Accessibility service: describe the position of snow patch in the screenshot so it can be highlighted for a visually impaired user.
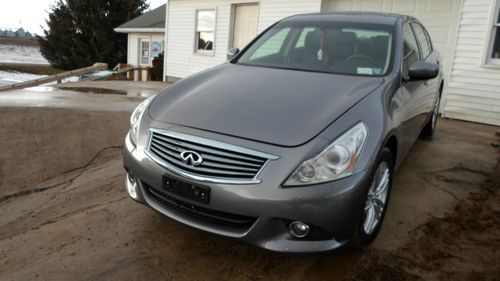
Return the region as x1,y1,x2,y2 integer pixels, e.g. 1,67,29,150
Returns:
0,71,46,87
0,44,49,65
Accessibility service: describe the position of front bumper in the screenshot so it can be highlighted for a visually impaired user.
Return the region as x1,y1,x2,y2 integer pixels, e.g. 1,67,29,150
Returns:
123,132,372,253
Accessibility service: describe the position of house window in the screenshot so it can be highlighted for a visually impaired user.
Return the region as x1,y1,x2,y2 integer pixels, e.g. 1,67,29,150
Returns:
491,5,500,59
150,41,163,58
195,10,216,54
140,40,150,65
486,2,500,65
140,39,165,66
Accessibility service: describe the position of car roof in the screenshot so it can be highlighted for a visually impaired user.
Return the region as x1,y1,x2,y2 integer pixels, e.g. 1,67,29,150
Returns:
281,12,408,26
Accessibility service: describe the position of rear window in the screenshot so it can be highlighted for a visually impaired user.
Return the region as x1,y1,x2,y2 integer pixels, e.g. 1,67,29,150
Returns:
236,22,395,76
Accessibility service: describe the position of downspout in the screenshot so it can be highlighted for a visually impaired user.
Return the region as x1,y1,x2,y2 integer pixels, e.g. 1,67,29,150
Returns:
163,0,170,82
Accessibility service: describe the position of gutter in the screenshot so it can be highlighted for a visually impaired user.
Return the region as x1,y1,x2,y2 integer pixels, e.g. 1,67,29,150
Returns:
114,28,165,33
163,0,170,82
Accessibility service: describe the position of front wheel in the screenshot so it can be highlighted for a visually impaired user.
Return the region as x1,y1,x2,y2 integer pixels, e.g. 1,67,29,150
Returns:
352,148,394,248
421,94,441,137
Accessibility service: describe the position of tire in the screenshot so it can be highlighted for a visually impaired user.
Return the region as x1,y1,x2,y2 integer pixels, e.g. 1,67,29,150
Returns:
351,148,394,248
421,94,441,137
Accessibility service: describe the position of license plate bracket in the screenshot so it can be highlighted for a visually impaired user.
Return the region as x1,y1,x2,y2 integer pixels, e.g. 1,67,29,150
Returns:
162,175,210,204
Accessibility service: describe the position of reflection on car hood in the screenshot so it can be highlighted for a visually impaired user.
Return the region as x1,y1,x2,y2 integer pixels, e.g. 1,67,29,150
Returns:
149,64,383,147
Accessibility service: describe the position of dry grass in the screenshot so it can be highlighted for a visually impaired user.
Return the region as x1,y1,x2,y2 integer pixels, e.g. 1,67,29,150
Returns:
0,37,39,47
0,63,62,75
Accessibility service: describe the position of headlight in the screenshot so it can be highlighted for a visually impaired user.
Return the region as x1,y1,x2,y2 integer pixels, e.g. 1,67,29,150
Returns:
283,123,368,187
130,95,156,146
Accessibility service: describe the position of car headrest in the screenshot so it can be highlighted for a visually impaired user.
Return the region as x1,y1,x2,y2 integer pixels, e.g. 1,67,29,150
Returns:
305,31,321,51
337,31,357,44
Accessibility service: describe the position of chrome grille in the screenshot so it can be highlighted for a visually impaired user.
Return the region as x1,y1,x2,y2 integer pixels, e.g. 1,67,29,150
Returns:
146,129,278,184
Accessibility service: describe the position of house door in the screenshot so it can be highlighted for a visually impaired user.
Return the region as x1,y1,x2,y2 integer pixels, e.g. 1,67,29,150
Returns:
232,4,258,49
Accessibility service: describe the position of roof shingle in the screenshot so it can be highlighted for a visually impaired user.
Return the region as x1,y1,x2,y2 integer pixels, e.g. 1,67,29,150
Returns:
116,4,166,29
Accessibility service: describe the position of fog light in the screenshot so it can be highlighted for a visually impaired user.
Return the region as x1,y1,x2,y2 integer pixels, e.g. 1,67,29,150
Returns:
289,221,310,238
126,172,139,200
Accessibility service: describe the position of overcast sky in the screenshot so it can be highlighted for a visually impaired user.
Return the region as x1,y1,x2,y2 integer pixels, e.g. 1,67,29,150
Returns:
0,0,165,35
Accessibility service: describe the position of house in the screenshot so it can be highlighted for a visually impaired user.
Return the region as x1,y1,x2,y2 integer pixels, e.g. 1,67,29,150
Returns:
161,0,500,126
15,28,26,38
115,4,166,67
4,30,16,37
0,28,34,39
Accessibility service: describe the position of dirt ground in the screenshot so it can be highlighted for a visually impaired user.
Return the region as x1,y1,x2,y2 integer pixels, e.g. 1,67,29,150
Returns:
0,107,130,196
345,162,500,281
0,105,498,281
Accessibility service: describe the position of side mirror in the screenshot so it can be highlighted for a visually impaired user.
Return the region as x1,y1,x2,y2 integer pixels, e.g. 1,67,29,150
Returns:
227,48,240,61
407,61,439,81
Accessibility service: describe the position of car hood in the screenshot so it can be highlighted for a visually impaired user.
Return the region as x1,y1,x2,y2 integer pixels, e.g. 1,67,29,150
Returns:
149,64,384,147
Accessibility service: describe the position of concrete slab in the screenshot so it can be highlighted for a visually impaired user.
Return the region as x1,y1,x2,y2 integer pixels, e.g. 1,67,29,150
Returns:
0,88,140,112
0,81,170,112
54,81,170,97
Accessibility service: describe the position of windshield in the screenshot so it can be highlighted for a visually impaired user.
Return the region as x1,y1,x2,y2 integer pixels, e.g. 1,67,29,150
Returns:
236,22,394,76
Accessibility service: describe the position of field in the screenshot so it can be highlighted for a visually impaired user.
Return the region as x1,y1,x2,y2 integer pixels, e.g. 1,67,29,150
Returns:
0,39,49,65
0,37,60,87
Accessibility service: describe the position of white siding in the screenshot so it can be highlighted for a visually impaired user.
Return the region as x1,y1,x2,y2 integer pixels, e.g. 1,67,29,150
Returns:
445,0,500,125
166,0,230,78
127,32,165,66
166,0,321,78
257,0,322,32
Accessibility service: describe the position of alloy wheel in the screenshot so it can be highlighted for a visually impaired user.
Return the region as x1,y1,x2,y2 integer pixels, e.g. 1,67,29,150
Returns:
363,161,391,235
431,96,440,131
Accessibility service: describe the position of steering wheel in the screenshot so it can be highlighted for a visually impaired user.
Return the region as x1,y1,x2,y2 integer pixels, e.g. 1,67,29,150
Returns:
343,55,380,67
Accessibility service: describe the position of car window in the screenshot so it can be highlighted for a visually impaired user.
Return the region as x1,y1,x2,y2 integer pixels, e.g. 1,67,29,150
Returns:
411,23,432,59
423,26,433,53
249,27,291,61
294,27,318,48
403,23,420,74
237,22,394,76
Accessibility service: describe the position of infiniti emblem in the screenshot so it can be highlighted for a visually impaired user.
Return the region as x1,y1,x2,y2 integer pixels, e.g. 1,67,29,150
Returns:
180,150,203,166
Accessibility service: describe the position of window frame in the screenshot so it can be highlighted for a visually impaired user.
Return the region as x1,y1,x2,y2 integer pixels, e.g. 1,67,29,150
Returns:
194,9,217,56
402,22,421,79
235,23,396,77
410,22,433,60
483,0,500,66
246,26,293,61
150,40,164,59
139,39,151,66
139,39,165,66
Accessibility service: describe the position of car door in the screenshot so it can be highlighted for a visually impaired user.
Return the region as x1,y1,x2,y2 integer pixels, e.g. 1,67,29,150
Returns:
398,22,426,158
411,22,441,126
